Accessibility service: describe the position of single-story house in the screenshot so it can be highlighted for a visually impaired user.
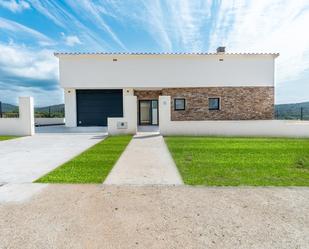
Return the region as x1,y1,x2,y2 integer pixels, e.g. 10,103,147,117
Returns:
55,47,279,134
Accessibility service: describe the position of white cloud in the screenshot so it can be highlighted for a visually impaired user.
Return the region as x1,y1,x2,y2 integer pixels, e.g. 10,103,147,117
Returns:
166,0,211,51
0,17,54,46
91,0,212,51
140,0,173,51
0,42,60,106
209,0,309,83
64,0,127,50
0,81,63,106
0,0,30,13
61,33,82,46
0,42,58,81
29,0,110,51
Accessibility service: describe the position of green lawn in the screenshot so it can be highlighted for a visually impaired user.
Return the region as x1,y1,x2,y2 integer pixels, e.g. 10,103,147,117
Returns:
165,137,309,186
0,136,18,141
36,135,132,183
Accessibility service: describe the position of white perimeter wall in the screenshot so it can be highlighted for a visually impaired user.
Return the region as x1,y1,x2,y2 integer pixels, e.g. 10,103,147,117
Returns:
35,118,65,126
159,96,309,137
0,97,34,136
58,54,275,89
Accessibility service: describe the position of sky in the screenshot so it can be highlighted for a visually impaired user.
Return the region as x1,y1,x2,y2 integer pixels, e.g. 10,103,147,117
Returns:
0,0,309,107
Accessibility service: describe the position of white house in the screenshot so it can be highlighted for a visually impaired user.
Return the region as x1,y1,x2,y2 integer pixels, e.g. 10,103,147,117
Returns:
55,47,279,135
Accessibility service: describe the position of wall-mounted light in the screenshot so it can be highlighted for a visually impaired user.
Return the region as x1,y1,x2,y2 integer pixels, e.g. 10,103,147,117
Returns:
219,58,224,62
113,58,118,62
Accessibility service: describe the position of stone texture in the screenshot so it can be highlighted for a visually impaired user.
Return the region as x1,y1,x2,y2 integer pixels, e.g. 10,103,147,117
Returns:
162,87,274,121
134,90,162,100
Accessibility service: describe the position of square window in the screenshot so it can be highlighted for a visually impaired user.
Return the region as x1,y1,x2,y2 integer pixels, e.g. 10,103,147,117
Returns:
174,98,185,111
209,98,220,110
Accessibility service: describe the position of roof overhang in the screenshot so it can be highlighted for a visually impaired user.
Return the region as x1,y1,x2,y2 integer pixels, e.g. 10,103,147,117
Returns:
54,52,280,58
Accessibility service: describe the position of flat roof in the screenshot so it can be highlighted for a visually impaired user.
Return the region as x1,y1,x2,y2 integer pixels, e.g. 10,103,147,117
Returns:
54,52,279,58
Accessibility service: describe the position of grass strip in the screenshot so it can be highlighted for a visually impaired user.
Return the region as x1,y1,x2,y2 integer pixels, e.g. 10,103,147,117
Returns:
36,135,132,183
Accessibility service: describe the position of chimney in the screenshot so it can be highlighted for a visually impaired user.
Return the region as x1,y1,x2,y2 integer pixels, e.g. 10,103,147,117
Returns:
216,46,225,53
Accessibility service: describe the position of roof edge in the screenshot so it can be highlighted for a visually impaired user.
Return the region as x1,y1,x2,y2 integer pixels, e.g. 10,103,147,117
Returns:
54,52,280,58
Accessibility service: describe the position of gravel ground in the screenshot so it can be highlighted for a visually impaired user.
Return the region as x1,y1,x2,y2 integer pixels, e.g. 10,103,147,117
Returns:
0,185,308,249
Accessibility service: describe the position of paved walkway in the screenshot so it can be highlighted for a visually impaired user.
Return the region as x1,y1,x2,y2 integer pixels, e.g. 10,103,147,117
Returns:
104,132,183,185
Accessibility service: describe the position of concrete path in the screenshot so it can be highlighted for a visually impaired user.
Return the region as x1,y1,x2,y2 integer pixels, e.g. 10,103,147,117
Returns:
104,132,183,185
0,131,105,184
0,183,48,203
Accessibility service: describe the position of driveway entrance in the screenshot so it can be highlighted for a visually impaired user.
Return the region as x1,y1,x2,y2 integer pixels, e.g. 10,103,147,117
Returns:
0,126,106,183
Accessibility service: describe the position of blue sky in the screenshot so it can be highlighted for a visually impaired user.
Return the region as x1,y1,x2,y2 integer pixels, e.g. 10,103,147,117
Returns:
0,0,309,106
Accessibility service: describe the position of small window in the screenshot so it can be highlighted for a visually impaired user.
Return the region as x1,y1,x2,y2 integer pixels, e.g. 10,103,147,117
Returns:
209,98,220,110
174,98,185,111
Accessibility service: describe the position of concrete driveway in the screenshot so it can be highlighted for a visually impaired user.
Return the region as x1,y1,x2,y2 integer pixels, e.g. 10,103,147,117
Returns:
0,127,106,183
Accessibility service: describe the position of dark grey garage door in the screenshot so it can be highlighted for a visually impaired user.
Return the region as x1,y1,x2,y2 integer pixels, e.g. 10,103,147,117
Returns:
76,90,123,126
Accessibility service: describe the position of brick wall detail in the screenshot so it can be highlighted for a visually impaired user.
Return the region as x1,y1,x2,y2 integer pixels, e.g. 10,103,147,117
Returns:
161,87,274,121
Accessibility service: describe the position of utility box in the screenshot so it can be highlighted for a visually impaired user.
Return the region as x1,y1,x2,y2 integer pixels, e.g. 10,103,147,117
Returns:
117,121,128,129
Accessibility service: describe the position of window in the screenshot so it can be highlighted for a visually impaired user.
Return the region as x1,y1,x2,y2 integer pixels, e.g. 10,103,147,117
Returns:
174,98,185,111
209,98,220,110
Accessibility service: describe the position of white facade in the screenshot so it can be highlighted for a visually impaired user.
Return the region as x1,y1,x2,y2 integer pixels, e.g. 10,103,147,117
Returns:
0,97,34,136
56,53,277,89
55,52,280,135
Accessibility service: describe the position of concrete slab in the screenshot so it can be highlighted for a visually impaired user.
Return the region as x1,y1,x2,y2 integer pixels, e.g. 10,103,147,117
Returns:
0,131,106,183
137,125,159,132
104,132,183,185
0,183,47,203
36,125,107,134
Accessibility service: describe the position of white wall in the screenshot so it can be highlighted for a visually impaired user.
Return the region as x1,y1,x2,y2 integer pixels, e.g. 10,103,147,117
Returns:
65,88,136,129
58,54,275,89
0,97,34,136
35,118,65,126
64,88,76,127
108,94,137,135
159,96,309,137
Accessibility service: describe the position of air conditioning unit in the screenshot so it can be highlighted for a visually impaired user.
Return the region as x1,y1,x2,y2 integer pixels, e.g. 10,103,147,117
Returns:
117,121,128,129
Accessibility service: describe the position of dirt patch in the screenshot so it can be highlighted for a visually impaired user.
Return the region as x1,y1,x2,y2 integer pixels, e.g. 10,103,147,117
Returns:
0,185,308,249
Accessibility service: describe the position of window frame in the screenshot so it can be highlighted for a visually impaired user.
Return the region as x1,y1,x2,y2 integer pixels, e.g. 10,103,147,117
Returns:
208,97,221,111
174,98,186,111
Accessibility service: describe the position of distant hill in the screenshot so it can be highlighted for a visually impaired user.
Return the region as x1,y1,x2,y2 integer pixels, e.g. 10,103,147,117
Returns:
35,104,64,112
0,103,18,112
275,101,309,120
0,102,64,117
35,104,64,118
0,103,64,112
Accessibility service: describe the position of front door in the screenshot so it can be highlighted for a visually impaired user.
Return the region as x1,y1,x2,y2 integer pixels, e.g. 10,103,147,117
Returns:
139,100,158,125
